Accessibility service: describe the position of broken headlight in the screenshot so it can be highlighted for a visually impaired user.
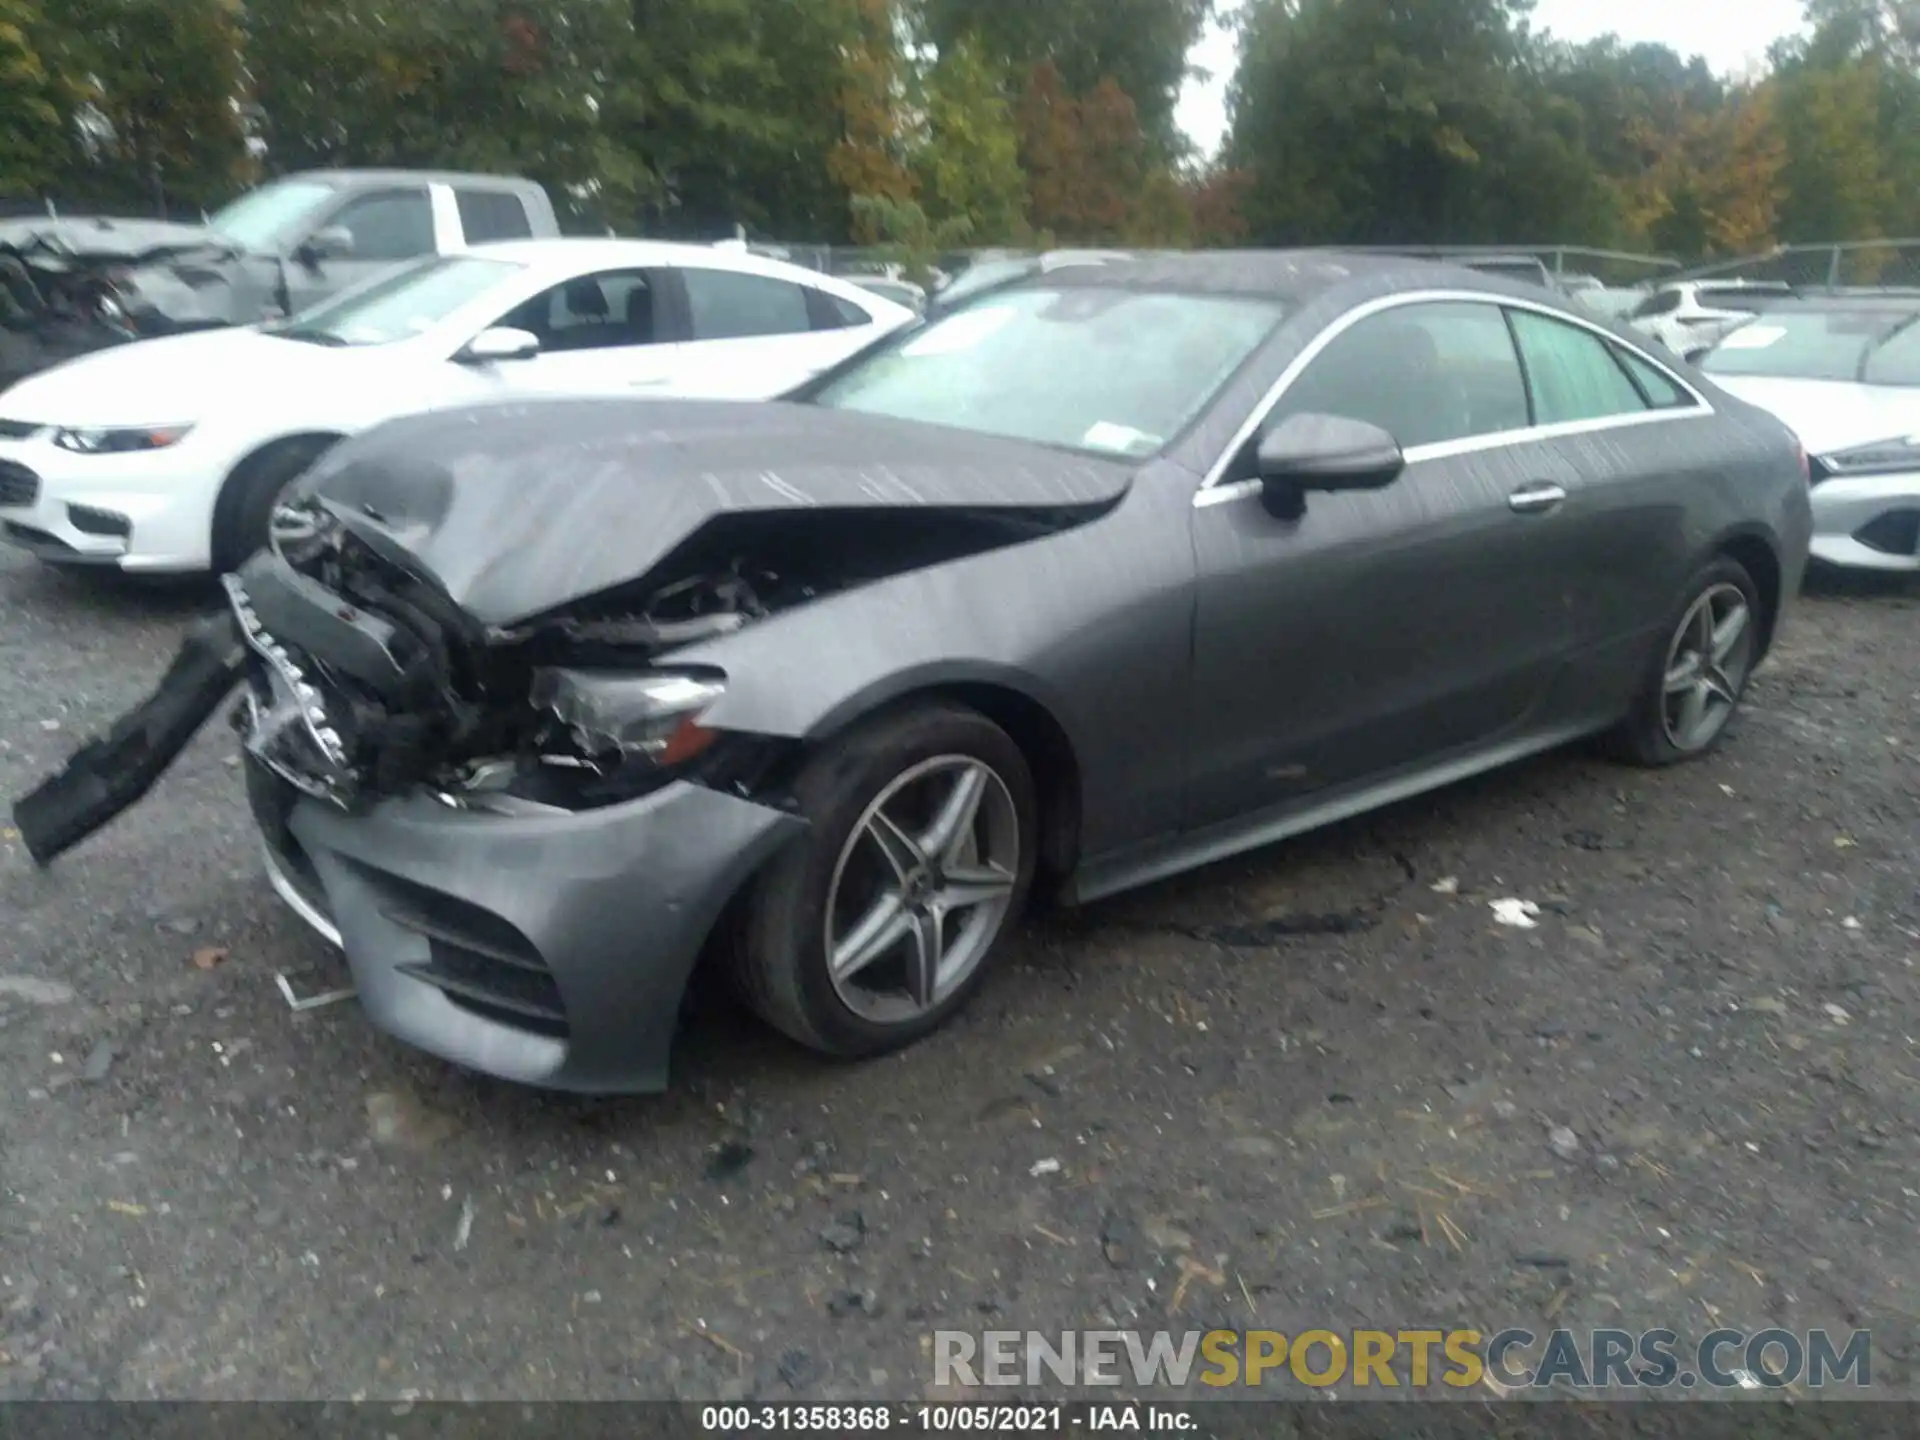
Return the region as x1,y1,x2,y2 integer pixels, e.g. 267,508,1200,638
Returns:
532,668,727,770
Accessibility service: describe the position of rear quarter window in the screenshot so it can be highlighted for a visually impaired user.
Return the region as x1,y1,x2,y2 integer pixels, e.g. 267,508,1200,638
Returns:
456,189,534,243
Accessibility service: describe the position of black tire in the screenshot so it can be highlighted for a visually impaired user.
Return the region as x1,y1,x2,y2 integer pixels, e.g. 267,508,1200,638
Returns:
1604,555,1763,767
729,701,1038,1059
210,436,337,573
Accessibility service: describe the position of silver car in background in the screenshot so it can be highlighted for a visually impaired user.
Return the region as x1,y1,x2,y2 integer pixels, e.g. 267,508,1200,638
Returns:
1700,294,1920,572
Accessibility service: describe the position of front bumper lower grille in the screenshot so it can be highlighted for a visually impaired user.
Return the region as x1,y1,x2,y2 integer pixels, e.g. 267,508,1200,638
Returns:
1855,509,1920,559
377,877,570,1039
0,460,40,507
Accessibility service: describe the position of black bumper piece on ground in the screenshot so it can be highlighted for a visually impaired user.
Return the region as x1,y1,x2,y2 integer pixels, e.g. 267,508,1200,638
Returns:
12,612,246,865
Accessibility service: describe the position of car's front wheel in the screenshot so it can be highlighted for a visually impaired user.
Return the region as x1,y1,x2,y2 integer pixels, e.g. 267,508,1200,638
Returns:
730,701,1037,1058
1608,555,1762,766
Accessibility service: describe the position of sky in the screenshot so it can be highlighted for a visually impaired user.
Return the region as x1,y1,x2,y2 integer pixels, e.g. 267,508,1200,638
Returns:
1175,0,1812,159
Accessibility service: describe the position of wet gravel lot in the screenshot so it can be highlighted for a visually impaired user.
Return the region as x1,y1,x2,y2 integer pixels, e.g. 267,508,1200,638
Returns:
1,550,1916,1403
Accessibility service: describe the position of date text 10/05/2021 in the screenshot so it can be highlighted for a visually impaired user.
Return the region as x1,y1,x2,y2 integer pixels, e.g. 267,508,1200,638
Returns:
700,1406,1189,1432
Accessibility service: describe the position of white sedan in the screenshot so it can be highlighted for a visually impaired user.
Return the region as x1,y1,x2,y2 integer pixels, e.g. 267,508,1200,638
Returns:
0,239,914,573
1698,294,1920,572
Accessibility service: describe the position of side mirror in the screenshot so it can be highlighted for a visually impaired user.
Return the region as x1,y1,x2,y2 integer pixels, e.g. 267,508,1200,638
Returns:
457,326,541,364
299,225,355,264
1254,412,1404,517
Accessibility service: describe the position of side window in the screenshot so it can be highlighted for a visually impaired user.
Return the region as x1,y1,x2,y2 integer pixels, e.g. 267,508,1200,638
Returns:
1508,309,1650,425
1631,289,1682,320
1863,321,1920,386
682,268,813,340
1269,301,1530,450
808,288,873,331
329,188,435,263
1614,345,1694,409
497,269,659,353
455,188,534,244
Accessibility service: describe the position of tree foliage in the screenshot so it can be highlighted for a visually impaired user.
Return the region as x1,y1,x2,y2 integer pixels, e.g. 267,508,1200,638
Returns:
0,0,76,195
5,0,1920,257
921,0,1211,154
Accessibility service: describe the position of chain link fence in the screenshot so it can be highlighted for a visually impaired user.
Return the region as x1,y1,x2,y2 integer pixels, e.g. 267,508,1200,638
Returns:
1672,240,1920,290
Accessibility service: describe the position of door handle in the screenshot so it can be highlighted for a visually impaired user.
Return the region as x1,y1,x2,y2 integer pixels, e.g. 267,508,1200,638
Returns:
1508,482,1567,515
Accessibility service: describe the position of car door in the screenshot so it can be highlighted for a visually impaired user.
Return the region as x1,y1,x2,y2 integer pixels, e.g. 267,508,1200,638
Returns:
282,186,438,314
663,265,876,398
468,267,686,397
1184,298,1586,831
1502,303,1721,683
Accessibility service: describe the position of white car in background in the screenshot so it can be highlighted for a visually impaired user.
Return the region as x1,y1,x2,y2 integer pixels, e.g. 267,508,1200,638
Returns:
1699,293,1920,571
1627,279,1795,357
0,239,914,574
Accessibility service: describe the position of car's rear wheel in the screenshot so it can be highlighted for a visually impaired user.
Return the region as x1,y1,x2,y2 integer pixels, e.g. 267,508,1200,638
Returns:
210,436,337,574
729,702,1037,1058
1607,555,1762,766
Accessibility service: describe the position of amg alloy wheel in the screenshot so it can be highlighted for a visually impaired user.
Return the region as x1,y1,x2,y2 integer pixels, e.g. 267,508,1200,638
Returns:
824,755,1021,1025
1607,555,1763,767
730,702,1038,1058
1659,581,1755,753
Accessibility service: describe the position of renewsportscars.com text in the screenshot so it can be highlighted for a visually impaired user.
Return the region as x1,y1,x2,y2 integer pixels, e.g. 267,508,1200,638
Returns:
934,1327,1873,1391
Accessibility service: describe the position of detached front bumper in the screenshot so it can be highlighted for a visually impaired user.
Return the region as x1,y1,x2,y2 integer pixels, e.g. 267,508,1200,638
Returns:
248,758,804,1094
0,433,216,572
1810,471,1920,572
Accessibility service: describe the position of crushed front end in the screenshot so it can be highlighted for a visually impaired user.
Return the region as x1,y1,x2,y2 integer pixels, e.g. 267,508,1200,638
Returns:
17,499,810,1092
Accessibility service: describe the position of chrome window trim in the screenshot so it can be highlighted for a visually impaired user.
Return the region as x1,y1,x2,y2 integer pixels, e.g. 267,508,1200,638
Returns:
1193,288,1713,510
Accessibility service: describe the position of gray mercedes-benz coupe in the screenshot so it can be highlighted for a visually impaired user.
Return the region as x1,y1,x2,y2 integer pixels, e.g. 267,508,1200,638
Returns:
16,252,1814,1093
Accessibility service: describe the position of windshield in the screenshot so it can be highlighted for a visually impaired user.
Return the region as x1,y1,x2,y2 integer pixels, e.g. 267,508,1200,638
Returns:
207,179,338,252
1702,308,1920,382
810,287,1285,457
263,255,523,347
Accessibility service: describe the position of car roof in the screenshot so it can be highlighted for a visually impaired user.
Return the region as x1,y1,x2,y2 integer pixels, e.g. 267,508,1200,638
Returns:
283,168,539,190
442,237,912,318
1029,249,1565,306
461,236,868,283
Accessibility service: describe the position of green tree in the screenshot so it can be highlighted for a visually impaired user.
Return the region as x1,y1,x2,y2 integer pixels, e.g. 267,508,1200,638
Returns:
1772,59,1895,241
1227,0,1612,245
830,0,917,241
614,0,862,238
921,0,1212,155
246,0,643,227
46,0,249,212
913,37,1028,242
0,0,78,195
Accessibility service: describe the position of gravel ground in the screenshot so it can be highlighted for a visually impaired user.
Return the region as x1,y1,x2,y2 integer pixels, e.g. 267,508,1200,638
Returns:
0,551,1915,1404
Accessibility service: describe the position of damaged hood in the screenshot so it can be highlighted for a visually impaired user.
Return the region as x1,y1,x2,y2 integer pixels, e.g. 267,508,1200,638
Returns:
0,216,239,268
0,216,267,335
299,397,1137,626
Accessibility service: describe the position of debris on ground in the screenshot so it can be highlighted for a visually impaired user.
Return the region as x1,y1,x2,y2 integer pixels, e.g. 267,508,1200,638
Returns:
80,1040,116,1082
705,1140,755,1181
189,946,229,971
1029,1157,1062,1178
1491,898,1542,929
1546,1125,1581,1160
0,975,77,1006
453,1195,476,1252
1430,876,1461,895
819,1211,867,1254
274,972,357,1011
827,1288,882,1319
